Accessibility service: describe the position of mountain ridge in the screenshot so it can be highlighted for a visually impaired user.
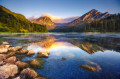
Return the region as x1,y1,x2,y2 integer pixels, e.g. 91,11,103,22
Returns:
66,9,111,27
50,13,120,32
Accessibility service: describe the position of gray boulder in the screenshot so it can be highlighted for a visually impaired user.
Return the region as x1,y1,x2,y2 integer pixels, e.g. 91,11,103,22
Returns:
0,63,18,78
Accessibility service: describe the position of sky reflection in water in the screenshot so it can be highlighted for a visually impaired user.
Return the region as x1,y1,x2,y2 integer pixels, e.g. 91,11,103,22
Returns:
0,33,120,79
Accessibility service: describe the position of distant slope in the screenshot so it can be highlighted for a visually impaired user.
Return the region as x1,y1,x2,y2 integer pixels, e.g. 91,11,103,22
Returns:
0,5,48,32
66,9,110,27
30,16,56,30
54,23,68,29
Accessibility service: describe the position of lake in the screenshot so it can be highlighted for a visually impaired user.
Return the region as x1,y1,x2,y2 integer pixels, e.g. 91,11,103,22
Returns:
0,33,120,79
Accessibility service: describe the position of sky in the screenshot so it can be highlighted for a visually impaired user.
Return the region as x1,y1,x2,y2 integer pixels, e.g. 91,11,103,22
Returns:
0,0,120,23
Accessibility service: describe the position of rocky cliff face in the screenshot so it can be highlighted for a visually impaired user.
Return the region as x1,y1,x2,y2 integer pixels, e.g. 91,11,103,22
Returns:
66,9,110,27
30,16,56,30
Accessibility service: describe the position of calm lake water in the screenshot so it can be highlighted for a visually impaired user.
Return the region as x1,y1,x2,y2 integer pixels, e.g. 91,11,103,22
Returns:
0,33,120,79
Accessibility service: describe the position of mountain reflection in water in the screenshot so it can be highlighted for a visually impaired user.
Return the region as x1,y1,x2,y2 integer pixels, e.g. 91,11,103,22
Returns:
0,33,120,79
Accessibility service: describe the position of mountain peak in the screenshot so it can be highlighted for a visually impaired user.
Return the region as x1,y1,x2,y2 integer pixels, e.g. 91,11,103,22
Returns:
66,9,110,27
36,16,51,21
30,16,56,30
88,9,99,15
90,9,98,12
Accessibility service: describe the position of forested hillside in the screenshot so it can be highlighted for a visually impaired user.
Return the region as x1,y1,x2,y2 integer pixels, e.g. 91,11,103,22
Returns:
84,14,120,32
0,5,48,32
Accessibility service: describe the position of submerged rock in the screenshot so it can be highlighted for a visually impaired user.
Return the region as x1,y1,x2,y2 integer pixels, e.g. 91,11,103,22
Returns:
0,63,18,78
0,43,46,79
87,61,102,72
62,57,66,60
27,49,35,55
20,68,38,79
5,56,17,64
37,50,49,58
15,61,28,69
29,59,44,69
80,65,96,71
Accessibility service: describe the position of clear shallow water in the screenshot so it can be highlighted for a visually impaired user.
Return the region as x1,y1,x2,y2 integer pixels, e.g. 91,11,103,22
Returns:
0,33,120,79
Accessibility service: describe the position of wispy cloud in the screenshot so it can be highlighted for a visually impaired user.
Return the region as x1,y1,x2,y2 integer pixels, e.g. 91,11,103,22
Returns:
28,13,79,23
41,14,62,21
27,16,38,20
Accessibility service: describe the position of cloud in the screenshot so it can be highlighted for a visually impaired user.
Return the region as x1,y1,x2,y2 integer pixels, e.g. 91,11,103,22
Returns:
60,16,79,23
52,16,79,23
28,13,79,23
27,16,38,21
41,14,62,21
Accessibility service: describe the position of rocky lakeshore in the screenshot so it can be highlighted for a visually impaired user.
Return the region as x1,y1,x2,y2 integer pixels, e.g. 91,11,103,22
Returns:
0,42,48,79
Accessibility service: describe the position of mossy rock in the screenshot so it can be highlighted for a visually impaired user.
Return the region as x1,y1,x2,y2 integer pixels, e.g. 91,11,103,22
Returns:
62,57,66,60
28,58,44,69
16,55,26,60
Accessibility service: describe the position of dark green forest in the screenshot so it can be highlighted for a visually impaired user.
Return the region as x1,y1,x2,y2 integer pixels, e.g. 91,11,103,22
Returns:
51,14,120,32
84,14,120,32
0,5,48,32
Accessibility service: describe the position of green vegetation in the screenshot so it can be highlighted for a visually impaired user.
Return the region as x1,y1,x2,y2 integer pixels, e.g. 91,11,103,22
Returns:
84,14,120,32
27,58,45,69
0,5,48,32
